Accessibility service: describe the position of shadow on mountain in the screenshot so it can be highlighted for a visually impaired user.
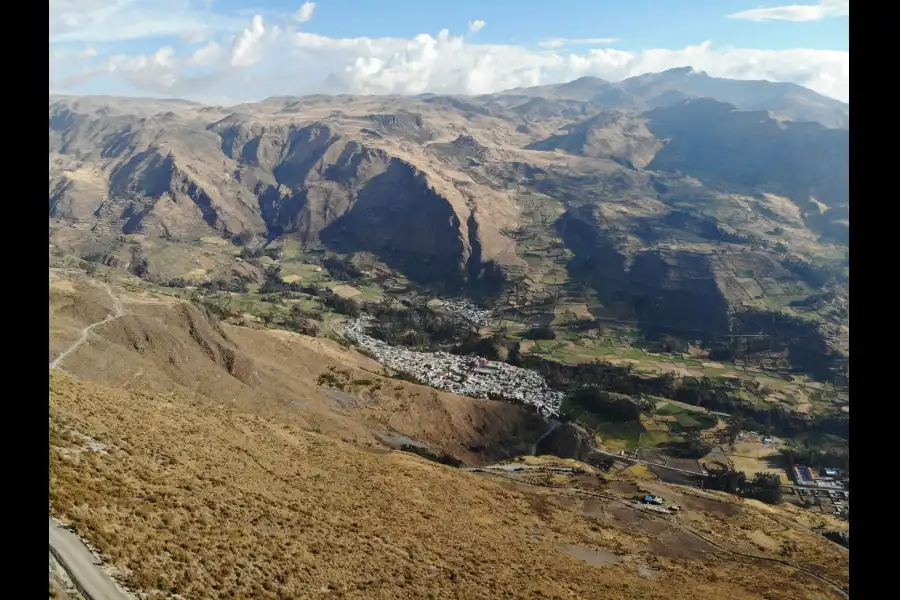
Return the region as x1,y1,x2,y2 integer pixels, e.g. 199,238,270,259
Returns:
555,210,731,344
556,209,843,381
320,160,467,291
644,98,849,242
730,310,844,382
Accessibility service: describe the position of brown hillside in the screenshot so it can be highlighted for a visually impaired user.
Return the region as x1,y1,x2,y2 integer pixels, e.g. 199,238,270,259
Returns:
49,272,544,464
50,371,847,600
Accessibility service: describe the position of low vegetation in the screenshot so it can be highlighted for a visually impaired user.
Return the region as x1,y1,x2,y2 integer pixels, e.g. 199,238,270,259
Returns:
50,371,848,600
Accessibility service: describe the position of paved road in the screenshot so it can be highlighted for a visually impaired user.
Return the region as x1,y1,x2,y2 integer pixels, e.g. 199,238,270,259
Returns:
50,281,124,370
49,518,130,600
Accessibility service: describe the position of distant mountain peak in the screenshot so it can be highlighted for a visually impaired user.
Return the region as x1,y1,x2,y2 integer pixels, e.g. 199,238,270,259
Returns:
659,66,707,77
568,75,608,84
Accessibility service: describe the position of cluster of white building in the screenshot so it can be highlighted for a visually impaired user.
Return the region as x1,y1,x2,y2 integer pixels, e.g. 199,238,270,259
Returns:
345,317,563,417
437,299,496,327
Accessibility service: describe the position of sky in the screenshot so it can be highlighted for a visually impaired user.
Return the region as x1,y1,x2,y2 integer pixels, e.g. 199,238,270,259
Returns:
48,0,850,104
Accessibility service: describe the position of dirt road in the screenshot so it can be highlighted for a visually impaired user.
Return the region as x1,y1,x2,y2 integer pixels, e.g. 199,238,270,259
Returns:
50,281,124,370
49,280,131,598
590,447,708,477
531,420,560,455
49,518,130,600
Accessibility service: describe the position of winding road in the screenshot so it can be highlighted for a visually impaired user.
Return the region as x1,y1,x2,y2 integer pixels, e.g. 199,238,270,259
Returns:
50,281,124,371
50,278,131,599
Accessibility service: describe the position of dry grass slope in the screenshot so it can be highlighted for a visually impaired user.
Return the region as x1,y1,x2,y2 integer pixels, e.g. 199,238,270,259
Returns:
51,371,846,600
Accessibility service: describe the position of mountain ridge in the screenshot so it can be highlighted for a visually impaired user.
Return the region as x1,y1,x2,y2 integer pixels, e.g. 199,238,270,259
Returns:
49,70,849,368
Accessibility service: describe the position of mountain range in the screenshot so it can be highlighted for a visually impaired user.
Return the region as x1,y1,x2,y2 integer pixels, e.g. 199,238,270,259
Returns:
49,68,849,356
490,67,848,129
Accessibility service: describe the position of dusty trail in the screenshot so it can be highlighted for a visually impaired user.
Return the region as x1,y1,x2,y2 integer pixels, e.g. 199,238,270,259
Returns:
50,281,124,370
590,447,709,477
531,420,560,455
50,280,132,598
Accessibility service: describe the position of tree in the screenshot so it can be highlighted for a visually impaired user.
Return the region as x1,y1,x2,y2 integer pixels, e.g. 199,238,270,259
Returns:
684,431,713,458
240,247,263,259
726,417,745,445
660,335,687,353
130,258,149,278
507,342,522,366
749,472,782,504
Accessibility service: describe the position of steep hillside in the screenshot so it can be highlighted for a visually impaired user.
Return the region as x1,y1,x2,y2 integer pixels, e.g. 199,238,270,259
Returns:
49,271,545,465
526,110,662,168
49,96,530,289
50,368,848,600
644,98,849,241
48,72,849,381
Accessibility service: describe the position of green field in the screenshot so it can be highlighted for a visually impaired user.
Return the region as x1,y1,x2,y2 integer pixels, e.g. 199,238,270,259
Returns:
654,403,717,431
593,421,644,450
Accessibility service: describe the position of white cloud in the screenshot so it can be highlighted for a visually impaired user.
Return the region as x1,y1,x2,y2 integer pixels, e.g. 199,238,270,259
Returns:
50,12,849,103
49,0,245,43
538,37,620,48
468,20,486,33
51,45,99,60
230,15,269,67
190,41,223,66
728,0,849,22
293,2,316,23
82,45,182,91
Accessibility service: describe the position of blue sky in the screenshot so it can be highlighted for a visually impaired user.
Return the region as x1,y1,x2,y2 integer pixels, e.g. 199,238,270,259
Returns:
49,1,850,103
255,0,849,51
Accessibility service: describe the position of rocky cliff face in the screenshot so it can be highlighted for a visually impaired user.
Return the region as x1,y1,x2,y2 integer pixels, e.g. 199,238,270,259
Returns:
49,99,487,286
